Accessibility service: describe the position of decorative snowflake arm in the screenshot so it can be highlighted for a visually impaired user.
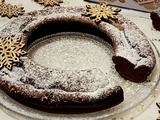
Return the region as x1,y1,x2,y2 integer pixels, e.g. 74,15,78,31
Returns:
82,2,124,30
0,3,25,18
0,35,27,70
11,4,25,18
35,0,63,7
0,0,4,5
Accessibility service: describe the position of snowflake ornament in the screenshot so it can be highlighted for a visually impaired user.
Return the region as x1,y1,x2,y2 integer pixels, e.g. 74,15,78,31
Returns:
0,35,27,70
0,3,25,18
35,0,63,7
82,2,124,30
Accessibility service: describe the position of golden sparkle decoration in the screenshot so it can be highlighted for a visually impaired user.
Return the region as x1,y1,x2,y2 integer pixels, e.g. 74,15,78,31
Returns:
0,2,25,18
34,0,63,7
82,2,124,30
0,35,27,70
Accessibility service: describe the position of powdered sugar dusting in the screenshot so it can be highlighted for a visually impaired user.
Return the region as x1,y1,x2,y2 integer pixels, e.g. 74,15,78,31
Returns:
28,32,113,71
0,5,158,120
0,6,155,69
98,17,155,68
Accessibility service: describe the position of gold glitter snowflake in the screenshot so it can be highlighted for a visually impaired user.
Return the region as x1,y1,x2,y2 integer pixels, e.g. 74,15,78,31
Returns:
0,3,25,18
82,2,124,30
0,36,27,70
35,0,63,7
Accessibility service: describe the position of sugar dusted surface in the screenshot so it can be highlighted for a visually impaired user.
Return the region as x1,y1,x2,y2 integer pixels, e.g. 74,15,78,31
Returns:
0,34,159,120
0,6,156,69
0,5,158,120
0,32,119,102
99,17,155,68
26,32,117,92
28,33,113,71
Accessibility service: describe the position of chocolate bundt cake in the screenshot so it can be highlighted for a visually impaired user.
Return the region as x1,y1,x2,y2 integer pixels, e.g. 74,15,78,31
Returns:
0,5,156,113
151,7,160,31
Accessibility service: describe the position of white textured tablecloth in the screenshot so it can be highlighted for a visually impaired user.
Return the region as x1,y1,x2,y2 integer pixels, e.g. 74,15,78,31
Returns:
0,0,160,120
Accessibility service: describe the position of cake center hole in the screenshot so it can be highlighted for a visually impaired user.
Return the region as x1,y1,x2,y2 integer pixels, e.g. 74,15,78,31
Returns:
28,32,113,71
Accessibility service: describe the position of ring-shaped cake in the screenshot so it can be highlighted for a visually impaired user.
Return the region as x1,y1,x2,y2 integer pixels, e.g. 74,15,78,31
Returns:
0,6,156,113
